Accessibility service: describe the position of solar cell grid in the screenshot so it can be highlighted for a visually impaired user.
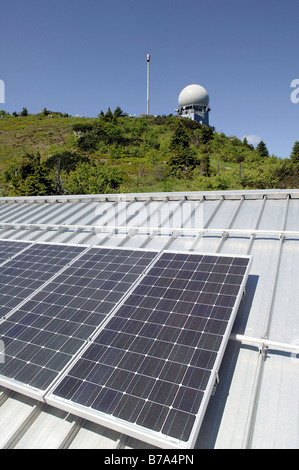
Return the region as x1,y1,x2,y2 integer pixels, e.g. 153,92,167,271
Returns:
0,243,85,317
0,245,158,393
0,241,250,447
0,240,31,264
51,251,250,448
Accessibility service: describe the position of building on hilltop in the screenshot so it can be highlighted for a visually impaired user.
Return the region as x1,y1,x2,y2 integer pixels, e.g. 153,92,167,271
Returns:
176,83,211,126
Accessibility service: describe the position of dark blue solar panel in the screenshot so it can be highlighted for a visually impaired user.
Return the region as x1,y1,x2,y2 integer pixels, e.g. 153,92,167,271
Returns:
0,244,157,392
0,240,31,264
51,251,251,448
0,241,250,447
0,243,85,317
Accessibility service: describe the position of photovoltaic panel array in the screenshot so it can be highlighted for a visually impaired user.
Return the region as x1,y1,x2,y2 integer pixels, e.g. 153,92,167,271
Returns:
0,242,86,392
0,243,157,394
0,240,251,448
50,251,251,449
0,240,30,264
0,243,85,318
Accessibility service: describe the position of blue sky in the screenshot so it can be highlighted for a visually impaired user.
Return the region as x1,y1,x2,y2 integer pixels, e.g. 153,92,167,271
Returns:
1,0,298,158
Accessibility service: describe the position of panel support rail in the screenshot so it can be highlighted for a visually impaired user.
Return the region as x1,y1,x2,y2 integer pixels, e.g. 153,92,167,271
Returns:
230,333,299,355
1,222,299,237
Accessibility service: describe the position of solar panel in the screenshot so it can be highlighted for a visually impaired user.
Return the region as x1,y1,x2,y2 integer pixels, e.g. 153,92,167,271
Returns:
0,240,31,265
0,243,158,397
0,243,85,318
48,251,251,449
0,242,87,395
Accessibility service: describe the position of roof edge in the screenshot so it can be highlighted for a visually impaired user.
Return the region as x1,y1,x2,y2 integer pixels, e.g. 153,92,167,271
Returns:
1,189,298,204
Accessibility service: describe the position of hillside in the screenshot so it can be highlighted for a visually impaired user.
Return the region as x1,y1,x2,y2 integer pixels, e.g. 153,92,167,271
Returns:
0,109,298,197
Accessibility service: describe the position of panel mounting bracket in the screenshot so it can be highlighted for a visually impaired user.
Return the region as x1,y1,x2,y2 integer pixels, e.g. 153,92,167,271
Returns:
212,372,220,395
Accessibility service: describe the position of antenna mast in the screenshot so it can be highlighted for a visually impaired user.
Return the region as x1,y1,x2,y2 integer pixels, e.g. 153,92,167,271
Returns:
146,54,150,115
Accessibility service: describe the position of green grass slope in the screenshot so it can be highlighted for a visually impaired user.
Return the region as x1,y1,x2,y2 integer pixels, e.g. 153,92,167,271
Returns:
0,111,297,196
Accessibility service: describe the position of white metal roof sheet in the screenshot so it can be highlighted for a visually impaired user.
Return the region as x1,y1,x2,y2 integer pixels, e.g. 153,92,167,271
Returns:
0,189,299,449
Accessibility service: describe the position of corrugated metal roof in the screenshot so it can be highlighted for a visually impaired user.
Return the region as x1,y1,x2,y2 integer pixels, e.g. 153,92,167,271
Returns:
1,189,299,449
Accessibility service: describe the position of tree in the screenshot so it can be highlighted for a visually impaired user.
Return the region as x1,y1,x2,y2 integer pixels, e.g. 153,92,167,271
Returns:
170,122,191,151
45,151,90,194
16,173,51,196
199,152,211,177
290,141,299,163
256,140,269,157
5,152,54,196
76,129,102,151
242,137,254,151
104,107,113,122
0,110,10,117
113,106,126,118
72,122,94,134
20,107,29,116
64,162,124,194
199,125,214,145
16,152,42,180
168,122,198,177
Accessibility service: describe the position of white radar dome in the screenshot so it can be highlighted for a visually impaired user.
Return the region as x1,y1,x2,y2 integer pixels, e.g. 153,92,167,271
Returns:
178,84,209,107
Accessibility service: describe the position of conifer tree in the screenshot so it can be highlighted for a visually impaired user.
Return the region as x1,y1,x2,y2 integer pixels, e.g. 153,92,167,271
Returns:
168,122,197,177
20,107,28,116
199,125,214,145
256,140,269,157
290,141,299,163
113,106,125,118
104,107,113,122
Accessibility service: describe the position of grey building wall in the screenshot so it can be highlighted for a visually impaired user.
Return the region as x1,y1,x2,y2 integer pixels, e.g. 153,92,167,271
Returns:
177,104,210,125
